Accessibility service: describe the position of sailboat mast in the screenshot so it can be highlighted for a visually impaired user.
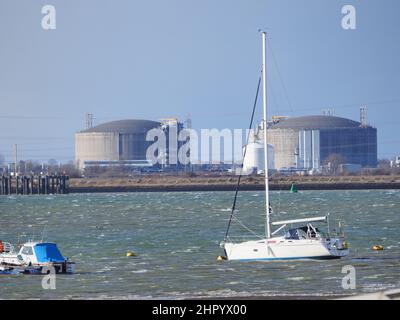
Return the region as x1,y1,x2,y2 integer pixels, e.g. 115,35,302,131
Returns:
262,31,271,239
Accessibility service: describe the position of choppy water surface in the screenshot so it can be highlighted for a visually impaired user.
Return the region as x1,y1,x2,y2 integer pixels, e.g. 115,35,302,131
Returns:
0,190,399,299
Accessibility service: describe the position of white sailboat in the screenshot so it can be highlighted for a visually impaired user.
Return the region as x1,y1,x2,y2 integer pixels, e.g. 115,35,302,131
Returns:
221,32,349,261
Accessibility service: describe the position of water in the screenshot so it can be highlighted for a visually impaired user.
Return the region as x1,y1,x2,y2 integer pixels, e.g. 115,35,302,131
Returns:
0,190,399,299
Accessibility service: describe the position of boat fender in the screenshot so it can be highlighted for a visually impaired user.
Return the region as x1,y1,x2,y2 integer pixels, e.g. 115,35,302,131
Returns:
372,245,384,251
217,255,227,261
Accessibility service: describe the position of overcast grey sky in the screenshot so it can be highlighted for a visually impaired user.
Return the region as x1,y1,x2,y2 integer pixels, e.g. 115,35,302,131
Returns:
0,0,399,163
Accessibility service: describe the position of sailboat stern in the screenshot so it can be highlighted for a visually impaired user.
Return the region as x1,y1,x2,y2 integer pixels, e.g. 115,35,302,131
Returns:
325,237,350,258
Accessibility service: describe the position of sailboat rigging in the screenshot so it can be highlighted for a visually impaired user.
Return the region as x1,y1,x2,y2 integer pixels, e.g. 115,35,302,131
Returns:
221,32,349,261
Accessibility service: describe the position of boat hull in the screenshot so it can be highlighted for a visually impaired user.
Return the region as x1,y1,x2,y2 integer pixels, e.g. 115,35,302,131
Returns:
1,254,75,274
224,238,349,261
0,254,20,266
39,261,76,274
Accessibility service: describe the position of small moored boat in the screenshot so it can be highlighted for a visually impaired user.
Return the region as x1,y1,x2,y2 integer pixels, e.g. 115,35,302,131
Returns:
0,240,75,274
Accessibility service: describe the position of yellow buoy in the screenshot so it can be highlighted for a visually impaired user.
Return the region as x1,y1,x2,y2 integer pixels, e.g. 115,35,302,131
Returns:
372,245,384,251
217,255,227,261
126,251,136,257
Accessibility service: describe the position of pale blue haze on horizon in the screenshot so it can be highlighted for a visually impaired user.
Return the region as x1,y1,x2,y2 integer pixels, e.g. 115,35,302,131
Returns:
0,0,399,162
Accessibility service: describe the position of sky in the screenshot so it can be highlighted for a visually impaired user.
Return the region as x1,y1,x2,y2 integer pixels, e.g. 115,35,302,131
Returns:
0,0,399,163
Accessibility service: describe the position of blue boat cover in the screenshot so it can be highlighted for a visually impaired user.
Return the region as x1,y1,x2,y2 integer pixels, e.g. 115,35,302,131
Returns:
34,243,65,263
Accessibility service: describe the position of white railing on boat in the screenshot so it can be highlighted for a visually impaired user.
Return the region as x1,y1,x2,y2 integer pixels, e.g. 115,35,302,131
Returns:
1,242,16,254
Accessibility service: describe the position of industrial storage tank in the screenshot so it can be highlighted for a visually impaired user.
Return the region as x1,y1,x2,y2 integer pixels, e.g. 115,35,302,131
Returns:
75,119,161,170
242,142,274,174
265,115,377,170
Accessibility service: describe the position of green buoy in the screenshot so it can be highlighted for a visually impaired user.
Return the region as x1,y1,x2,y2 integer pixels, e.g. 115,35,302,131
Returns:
290,183,298,193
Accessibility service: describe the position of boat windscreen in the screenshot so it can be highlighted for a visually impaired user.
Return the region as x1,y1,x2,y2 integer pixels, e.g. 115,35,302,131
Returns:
284,228,308,240
285,229,299,240
34,243,65,263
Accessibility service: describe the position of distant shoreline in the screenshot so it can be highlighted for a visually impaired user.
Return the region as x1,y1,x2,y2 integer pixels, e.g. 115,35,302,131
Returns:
68,175,400,193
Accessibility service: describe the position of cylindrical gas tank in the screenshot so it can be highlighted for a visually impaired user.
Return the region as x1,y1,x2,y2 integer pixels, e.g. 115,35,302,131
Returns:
242,142,274,174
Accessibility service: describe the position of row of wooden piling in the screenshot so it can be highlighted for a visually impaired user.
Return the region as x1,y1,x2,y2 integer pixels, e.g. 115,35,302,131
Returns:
0,175,69,195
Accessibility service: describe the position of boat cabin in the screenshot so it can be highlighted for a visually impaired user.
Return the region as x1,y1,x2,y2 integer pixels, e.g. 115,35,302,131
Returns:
271,216,330,240
18,242,66,265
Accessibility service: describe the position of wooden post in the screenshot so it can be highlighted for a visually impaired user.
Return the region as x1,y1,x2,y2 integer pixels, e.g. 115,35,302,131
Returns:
59,176,62,194
61,176,66,194
56,176,60,194
65,176,69,194
51,176,55,194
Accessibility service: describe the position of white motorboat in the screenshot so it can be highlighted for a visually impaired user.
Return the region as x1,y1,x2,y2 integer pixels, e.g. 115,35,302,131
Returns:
221,32,350,261
0,240,75,274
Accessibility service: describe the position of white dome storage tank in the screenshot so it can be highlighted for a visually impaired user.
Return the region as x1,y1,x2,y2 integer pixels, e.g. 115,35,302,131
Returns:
242,142,274,174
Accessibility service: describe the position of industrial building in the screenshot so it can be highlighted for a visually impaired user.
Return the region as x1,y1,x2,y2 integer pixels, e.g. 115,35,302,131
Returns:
75,118,185,171
254,113,377,172
391,156,400,168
